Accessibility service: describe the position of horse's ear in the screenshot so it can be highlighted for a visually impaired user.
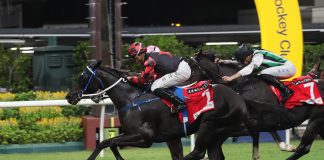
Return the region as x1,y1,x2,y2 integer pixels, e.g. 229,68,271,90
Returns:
93,60,102,69
198,49,203,55
194,49,203,57
318,63,321,70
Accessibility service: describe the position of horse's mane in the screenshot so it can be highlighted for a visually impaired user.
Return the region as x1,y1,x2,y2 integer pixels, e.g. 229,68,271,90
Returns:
99,66,126,77
219,62,242,70
193,51,265,91
197,51,242,70
198,51,217,61
100,66,151,91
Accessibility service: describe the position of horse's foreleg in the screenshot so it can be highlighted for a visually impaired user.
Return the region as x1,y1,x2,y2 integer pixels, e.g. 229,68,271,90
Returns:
207,136,227,160
270,131,296,152
87,133,152,160
87,138,116,160
87,135,125,160
183,121,215,160
167,139,184,160
286,119,322,160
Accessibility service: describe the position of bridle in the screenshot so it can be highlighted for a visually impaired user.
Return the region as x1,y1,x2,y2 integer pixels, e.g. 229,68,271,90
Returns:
79,66,127,100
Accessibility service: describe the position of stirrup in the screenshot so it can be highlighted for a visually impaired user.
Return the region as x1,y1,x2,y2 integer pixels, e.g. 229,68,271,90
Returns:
282,91,294,101
171,108,177,114
171,105,186,114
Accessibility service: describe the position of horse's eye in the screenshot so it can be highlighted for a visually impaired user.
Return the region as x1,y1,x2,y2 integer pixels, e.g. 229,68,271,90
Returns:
79,72,88,81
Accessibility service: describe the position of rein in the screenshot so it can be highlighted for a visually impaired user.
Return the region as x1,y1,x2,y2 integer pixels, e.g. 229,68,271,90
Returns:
80,66,159,111
82,77,124,97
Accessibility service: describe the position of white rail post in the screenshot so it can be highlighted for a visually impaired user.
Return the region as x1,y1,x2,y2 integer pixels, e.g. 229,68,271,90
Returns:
190,134,195,151
99,105,106,157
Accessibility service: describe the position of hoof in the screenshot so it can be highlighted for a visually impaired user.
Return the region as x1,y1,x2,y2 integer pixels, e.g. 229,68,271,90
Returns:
279,142,297,152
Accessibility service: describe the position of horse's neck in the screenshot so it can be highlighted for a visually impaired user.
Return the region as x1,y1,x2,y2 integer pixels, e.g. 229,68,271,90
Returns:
108,83,139,106
219,65,277,103
219,64,241,76
106,79,157,111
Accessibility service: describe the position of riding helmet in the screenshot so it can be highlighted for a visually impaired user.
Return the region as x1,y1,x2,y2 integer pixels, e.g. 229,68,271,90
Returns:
127,42,147,58
234,44,254,62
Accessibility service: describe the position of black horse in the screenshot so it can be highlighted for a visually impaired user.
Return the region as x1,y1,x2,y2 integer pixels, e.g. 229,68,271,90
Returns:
192,51,324,160
66,60,248,160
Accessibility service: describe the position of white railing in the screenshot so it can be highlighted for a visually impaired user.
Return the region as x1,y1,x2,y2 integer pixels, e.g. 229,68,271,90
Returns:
0,99,112,108
0,99,113,157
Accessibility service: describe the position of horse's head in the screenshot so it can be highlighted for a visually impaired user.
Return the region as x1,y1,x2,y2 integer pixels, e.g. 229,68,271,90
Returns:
66,59,131,105
194,50,218,62
191,50,225,83
66,60,103,104
192,50,249,85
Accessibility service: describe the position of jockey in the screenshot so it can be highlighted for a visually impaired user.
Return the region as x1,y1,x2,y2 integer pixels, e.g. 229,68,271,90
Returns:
221,44,296,102
127,42,191,113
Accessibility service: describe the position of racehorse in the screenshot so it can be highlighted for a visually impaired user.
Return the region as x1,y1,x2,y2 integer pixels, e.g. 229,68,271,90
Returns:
66,60,248,160
192,51,324,160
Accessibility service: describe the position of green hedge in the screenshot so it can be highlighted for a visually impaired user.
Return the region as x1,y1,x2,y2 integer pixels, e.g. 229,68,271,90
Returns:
0,91,90,144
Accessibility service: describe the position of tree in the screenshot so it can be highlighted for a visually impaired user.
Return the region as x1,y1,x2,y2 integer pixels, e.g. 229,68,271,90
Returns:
303,44,324,73
72,41,91,83
0,46,32,92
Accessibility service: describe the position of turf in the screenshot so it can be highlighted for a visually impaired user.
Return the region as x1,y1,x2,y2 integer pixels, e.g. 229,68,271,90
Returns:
0,140,323,160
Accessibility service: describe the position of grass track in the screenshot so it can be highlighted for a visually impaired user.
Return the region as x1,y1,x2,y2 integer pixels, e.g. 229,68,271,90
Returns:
0,140,323,160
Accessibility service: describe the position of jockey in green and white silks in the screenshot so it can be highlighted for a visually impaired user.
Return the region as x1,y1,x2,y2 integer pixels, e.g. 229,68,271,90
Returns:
239,50,296,79
220,44,296,102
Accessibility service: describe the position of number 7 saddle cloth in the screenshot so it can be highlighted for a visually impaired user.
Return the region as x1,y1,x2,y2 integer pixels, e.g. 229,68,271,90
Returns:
271,76,324,109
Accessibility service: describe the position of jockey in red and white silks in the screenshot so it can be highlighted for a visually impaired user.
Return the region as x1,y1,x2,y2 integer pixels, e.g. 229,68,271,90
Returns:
127,42,191,113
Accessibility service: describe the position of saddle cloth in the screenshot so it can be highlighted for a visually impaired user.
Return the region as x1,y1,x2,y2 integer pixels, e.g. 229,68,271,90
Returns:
271,76,324,109
162,80,215,124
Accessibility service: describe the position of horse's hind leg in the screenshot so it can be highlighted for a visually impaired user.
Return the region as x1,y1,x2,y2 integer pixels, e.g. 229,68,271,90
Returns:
250,132,260,160
286,119,324,160
167,139,184,160
318,127,324,139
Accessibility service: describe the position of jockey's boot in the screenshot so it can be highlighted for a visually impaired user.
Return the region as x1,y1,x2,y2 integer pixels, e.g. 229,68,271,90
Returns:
260,74,294,103
153,88,186,114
